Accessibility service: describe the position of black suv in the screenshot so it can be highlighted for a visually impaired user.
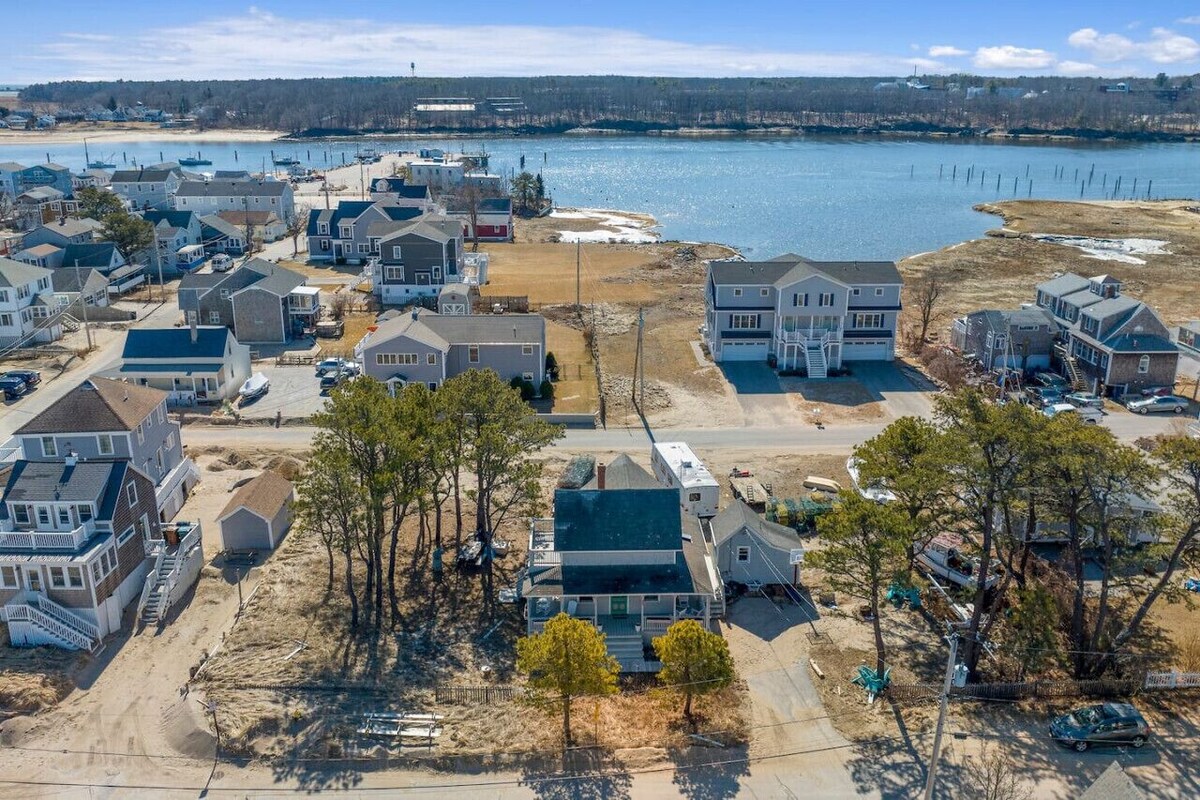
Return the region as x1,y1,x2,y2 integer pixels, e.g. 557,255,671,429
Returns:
1050,702,1151,752
2,369,40,388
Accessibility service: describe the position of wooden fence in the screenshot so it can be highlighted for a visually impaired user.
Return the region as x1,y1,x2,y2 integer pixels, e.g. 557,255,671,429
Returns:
434,685,522,704
888,677,1140,704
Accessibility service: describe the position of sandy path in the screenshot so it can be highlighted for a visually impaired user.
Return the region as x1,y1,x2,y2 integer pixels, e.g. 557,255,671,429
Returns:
0,127,284,146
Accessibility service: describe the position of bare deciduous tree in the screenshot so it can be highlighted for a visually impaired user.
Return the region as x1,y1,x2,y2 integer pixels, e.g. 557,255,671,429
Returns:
911,274,943,345
287,204,311,258
962,743,1030,800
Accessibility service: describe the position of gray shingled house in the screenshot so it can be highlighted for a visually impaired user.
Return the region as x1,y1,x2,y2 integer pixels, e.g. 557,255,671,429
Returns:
178,259,314,343
521,454,717,672
950,306,1056,372
705,500,805,589
355,309,544,391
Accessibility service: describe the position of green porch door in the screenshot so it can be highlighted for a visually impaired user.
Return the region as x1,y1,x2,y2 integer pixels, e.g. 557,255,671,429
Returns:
610,596,628,617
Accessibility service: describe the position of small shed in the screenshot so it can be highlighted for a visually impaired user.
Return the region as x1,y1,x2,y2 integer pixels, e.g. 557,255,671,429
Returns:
709,500,805,587
438,283,478,315
217,471,295,551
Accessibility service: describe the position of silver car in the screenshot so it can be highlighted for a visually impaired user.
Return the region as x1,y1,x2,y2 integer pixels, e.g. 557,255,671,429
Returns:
1125,395,1189,415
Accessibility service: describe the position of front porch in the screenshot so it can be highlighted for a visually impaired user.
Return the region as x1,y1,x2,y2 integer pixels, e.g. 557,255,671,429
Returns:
774,315,843,375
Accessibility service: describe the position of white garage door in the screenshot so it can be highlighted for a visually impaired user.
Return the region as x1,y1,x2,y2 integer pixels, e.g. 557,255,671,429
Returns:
842,340,892,361
721,341,769,361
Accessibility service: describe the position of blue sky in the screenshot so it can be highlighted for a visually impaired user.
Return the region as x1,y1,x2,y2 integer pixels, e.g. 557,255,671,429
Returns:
7,1,1200,83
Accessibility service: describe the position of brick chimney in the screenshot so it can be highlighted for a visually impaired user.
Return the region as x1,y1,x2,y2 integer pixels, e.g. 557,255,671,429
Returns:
596,462,606,490
190,313,198,344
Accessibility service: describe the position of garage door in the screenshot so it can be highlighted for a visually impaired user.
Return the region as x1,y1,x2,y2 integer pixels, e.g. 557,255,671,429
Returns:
842,340,892,361
721,341,769,361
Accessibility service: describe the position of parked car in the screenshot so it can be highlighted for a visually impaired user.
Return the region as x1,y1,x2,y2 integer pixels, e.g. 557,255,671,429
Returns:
1033,372,1069,388
339,360,362,377
320,368,357,392
1050,702,1151,752
1028,386,1066,406
0,376,28,400
1044,403,1103,424
315,357,347,377
1139,385,1175,397
1125,395,1189,415
211,254,234,272
2,369,40,388
1064,391,1104,409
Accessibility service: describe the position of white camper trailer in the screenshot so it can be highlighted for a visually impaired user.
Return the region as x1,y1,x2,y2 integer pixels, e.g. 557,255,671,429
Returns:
650,441,720,517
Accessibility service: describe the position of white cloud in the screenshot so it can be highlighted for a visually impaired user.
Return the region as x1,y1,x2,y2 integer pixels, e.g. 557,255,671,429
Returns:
1057,60,1100,75
973,45,1057,70
928,45,968,57
1178,15,1200,25
23,11,933,82
1068,26,1200,64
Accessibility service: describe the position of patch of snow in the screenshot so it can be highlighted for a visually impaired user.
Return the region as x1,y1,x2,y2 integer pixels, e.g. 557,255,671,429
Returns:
1030,234,1170,265
558,228,659,244
551,207,660,244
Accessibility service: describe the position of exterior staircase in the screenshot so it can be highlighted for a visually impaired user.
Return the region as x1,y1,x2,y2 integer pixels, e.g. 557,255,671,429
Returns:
137,523,203,628
139,550,180,624
1063,354,1086,391
4,593,102,653
804,343,828,379
59,314,80,333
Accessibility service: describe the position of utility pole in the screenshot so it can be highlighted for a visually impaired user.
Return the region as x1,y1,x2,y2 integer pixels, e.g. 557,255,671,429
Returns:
633,307,644,407
923,632,959,800
73,260,93,351
152,230,165,303
575,239,581,318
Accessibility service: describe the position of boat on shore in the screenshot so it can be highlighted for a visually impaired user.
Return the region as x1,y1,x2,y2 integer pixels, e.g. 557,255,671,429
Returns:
916,533,1001,591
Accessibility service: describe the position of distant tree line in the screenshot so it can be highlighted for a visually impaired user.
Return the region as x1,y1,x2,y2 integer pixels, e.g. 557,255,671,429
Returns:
18,75,1200,138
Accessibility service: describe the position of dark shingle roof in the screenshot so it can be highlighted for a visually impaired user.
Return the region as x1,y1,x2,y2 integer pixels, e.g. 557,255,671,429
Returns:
1103,334,1177,353
15,378,165,435
142,209,197,228
61,242,120,269
233,260,305,297
110,167,178,183
553,487,683,552
2,460,116,504
219,471,293,521
50,267,106,296
708,255,899,287
710,500,803,551
178,271,228,291
122,327,231,360
1036,273,1092,297
199,214,244,240
1079,761,1146,800
175,180,289,198
583,454,661,490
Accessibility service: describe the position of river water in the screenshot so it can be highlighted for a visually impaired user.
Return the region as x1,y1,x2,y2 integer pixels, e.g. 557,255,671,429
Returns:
3,135,1196,260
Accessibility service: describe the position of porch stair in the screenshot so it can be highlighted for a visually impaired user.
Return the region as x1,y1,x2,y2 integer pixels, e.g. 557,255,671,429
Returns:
606,633,647,670
139,550,179,625
5,594,102,653
138,523,203,628
804,343,828,379
1063,355,1086,391
60,314,80,333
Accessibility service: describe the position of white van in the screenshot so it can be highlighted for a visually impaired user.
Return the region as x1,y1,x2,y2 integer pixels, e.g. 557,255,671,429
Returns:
1043,403,1103,424
211,254,234,272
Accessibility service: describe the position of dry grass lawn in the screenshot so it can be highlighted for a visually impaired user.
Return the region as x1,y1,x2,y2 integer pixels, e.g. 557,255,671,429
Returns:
317,311,376,359
902,200,1200,341
0,636,81,714
544,320,596,413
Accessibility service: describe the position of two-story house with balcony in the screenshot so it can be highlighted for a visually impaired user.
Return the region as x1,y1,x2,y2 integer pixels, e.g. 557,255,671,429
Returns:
109,166,184,211
0,257,61,348
1033,273,1178,395
356,308,544,391
174,180,295,224
13,378,198,521
1,378,203,650
141,210,203,274
373,216,463,305
178,259,313,343
704,254,903,377
521,455,717,672
305,201,423,264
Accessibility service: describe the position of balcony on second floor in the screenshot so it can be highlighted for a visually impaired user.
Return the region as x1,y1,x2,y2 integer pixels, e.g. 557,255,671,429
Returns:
287,286,320,315
0,519,96,551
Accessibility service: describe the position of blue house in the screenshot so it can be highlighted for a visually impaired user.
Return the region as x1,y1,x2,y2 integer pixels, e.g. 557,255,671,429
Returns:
15,163,74,197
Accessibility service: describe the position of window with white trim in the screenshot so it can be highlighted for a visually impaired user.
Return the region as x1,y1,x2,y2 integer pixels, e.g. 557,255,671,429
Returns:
97,434,113,455
523,372,535,382
732,288,742,297
793,293,808,307
316,222,329,235
117,525,137,545
853,313,884,329
14,505,29,525
57,507,70,526
166,432,177,451
427,353,437,365
49,566,66,588
67,566,83,588
125,481,138,507
468,345,479,363
339,225,352,239
0,566,17,589
688,492,701,502
875,287,885,296
736,546,751,562
40,436,56,457
77,504,93,522
1138,355,1150,374
36,506,50,526
851,288,861,296
730,313,760,329
357,243,370,254
209,311,221,324
376,353,418,366
384,266,404,281
760,288,769,297
391,246,402,260
818,292,834,307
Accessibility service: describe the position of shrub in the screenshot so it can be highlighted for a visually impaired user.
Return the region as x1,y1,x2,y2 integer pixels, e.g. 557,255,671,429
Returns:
520,380,536,401
539,379,555,399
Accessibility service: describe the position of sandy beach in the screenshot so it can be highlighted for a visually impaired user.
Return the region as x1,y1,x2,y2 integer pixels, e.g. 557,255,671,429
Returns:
0,124,284,146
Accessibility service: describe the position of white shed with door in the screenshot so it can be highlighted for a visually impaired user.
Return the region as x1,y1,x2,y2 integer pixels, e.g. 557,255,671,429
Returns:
217,471,294,551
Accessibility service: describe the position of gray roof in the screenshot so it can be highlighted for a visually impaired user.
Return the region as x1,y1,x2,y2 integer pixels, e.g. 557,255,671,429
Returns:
29,217,104,239
110,167,179,183
369,310,543,350
1104,334,1177,353
2,460,116,505
553,487,683,552
19,187,64,202
1059,288,1104,310
709,255,901,287
198,213,244,239
175,180,289,198
1036,272,1092,297
0,257,51,288
50,267,107,296
710,500,804,552
1079,761,1145,800
378,216,459,244
61,242,120,269
178,270,228,291
1007,306,1054,327
583,454,661,490
1080,296,1140,323
234,260,306,297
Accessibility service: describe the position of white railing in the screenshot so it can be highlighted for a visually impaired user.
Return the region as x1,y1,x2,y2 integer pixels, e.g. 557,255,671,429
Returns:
0,521,94,551
7,596,99,651
1145,670,1200,690
778,327,837,346
136,544,167,622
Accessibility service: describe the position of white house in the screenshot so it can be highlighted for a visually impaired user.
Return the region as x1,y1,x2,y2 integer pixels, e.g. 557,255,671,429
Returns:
0,257,61,348
174,180,296,223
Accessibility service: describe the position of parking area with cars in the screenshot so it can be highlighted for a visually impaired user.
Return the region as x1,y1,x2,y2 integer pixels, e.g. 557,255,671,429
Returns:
0,368,41,402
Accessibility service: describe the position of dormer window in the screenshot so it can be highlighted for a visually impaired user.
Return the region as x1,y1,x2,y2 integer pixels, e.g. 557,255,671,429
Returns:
317,222,329,235
13,505,29,525
40,436,56,457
